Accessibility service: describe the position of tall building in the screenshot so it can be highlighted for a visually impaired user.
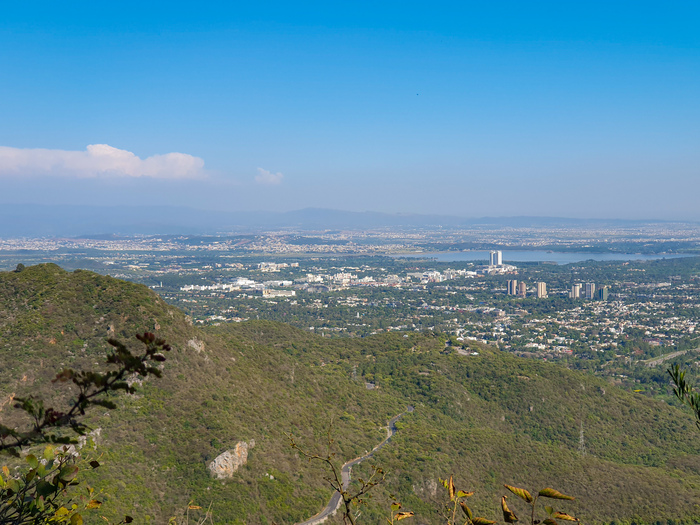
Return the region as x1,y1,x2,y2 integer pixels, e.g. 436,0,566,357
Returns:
585,282,596,299
570,283,581,299
518,281,527,297
536,282,547,298
489,250,502,266
597,286,609,301
507,279,518,295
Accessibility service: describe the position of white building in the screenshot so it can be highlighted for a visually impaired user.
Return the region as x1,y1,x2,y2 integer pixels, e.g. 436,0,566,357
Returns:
586,282,596,300
537,282,547,298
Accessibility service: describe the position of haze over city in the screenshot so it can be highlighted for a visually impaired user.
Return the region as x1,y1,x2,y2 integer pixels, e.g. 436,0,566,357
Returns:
6,5,700,524
1,1,699,221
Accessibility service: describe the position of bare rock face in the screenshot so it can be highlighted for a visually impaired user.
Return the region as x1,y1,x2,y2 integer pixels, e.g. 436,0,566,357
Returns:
188,338,205,353
208,441,255,479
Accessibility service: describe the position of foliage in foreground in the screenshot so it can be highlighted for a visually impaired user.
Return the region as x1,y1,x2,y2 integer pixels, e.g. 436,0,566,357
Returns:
1,332,170,524
668,364,700,430
3,265,700,523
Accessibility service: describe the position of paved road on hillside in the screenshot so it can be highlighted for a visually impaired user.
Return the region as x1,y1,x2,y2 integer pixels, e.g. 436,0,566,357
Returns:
296,408,412,525
643,347,700,367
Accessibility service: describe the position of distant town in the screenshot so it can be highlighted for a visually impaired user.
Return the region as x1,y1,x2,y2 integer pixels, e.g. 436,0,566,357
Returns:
1,227,699,401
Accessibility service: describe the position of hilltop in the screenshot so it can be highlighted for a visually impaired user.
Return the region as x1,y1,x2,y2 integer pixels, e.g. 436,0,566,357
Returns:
2,264,700,524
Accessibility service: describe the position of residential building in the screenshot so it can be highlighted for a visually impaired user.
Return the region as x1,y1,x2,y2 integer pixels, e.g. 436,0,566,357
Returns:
586,282,596,299
537,282,547,298
518,281,527,297
597,286,609,301
570,283,581,299
507,279,518,295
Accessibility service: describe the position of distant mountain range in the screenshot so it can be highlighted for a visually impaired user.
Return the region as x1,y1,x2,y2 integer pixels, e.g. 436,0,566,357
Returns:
0,203,689,237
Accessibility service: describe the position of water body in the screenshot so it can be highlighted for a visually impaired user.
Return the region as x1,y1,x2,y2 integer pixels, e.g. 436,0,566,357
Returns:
396,250,692,265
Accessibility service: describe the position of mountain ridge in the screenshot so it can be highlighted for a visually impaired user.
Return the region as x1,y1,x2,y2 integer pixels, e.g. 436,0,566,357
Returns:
0,203,691,237
1,264,700,524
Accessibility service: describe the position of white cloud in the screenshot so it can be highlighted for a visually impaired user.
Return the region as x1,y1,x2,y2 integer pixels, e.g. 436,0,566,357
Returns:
0,144,206,179
254,167,284,186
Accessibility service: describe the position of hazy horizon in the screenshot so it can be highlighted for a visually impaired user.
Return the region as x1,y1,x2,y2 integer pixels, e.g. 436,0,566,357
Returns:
2,2,699,220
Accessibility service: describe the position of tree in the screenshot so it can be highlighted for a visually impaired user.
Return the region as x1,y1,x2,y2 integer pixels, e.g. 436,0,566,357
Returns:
0,332,170,524
287,424,387,525
668,363,700,429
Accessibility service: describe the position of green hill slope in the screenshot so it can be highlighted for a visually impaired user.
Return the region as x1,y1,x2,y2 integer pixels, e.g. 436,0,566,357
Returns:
2,265,700,524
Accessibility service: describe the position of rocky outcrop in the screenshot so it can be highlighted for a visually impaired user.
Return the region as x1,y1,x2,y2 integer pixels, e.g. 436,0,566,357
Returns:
188,338,205,353
208,440,255,479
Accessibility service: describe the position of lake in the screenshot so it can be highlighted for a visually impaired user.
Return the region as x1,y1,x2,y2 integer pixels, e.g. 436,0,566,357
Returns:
394,250,693,265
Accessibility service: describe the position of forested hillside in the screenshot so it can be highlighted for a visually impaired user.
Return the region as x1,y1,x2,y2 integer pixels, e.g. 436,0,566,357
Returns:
2,265,700,524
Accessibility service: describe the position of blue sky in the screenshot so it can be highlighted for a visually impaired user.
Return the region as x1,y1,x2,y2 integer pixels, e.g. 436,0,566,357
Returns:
1,1,699,219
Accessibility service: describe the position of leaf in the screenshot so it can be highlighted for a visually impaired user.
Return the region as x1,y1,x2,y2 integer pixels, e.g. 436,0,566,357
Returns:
552,512,578,522
37,480,56,497
538,488,575,501
545,506,554,516
44,446,55,461
460,501,473,519
396,512,415,520
449,476,456,501
26,454,39,469
504,484,533,503
2,466,9,477
124,516,134,523
457,490,475,498
473,518,496,525
71,513,84,525
90,461,101,469
188,505,202,510
543,520,559,525
86,500,103,509
59,465,79,482
391,503,401,512
501,496,518,523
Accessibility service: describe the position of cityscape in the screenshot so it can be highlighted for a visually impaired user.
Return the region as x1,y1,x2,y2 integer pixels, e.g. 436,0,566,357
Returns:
2,229,698,400
3,3,700,523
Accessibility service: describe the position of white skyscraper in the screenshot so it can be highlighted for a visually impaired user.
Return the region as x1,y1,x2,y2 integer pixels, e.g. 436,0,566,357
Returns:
537,282,547,298
490,250,503,266
585,283,596,300
570,283,581,299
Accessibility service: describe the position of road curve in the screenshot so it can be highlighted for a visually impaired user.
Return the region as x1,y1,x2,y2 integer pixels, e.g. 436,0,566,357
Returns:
643,347,700,367
295,408,412,525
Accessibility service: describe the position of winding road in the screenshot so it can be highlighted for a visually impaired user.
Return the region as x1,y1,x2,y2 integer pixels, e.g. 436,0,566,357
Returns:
643,346,700,367
296,408,412,525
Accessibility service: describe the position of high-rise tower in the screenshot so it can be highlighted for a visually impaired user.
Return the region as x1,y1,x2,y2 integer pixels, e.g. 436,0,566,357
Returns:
585,282,596,299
